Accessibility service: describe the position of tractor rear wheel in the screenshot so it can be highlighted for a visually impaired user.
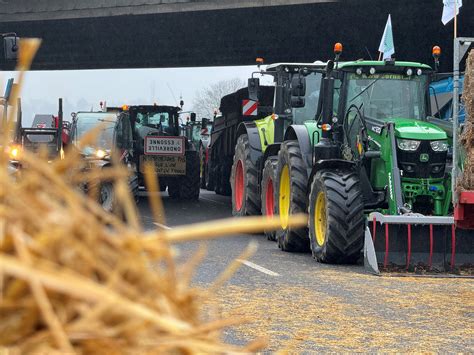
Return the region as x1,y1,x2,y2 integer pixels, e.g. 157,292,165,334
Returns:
231,134,260,216
276,141,309,252
179,151,200,200
167,182,180,198
308,170,365,264
261,157,278,241
205,161,215,191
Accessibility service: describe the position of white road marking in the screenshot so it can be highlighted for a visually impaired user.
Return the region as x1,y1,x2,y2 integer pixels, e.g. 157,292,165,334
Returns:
237,259,280,277
153,222,172,230
199,196,229,206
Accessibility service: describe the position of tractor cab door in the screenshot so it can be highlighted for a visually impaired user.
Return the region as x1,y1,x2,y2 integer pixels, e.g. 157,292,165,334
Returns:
292,71,323,125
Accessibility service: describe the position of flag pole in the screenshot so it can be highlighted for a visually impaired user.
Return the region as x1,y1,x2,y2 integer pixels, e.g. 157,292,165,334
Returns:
454,0,458,39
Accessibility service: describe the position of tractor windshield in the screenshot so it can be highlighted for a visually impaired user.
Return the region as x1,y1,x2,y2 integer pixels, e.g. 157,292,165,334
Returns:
293,72,323,124
74,112,117,151
345,73,428,121
135,112,172,131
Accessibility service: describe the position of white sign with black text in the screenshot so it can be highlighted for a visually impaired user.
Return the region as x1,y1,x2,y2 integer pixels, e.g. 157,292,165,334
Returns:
145,136,185,156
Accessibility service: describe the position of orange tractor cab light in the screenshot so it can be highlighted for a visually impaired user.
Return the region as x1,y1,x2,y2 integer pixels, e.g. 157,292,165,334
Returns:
334,42,343,55
121,104,129,111
432,46,441,58
321,124,332,131
256,57,264,65
432,46,441,72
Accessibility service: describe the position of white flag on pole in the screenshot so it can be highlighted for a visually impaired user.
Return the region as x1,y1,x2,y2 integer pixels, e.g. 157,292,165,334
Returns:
442,0,462,25
378,15,395,60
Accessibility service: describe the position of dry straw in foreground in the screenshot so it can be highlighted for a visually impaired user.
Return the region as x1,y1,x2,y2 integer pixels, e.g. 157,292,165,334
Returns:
0,38,307,353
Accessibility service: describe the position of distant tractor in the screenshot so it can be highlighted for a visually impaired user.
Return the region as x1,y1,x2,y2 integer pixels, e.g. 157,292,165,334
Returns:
10,98,67,163
179,113,212,189
126,105,201,200
70,109,138,213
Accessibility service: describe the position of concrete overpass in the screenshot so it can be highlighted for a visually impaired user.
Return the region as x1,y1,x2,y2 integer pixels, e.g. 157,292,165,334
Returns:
0,0,472,71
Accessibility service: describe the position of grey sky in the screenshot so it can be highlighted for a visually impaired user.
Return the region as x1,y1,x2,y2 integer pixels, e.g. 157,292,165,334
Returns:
3,65,269,125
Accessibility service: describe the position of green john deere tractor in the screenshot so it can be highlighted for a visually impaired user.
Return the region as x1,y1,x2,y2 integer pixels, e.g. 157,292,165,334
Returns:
275,44,473,273
229,61,326,240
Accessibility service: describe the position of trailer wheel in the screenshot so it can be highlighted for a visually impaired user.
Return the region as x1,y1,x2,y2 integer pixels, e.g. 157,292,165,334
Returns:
231,134,260,216
276,141,309,252
180,151,200,200
261,157,278,241
308,170,365,264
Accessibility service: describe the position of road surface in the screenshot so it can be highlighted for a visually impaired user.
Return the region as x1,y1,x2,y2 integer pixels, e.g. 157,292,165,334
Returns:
138,190,474,352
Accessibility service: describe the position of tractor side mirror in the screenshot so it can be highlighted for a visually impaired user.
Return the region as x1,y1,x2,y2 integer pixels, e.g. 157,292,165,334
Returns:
201,117,208,129
248,77,260,101
190,112,196,122
291,76,306,97
3,35,19,60
321,77,335,129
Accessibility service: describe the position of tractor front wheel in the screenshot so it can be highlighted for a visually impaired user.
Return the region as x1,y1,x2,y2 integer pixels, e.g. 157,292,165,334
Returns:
308,170,365,264
231,134,260,216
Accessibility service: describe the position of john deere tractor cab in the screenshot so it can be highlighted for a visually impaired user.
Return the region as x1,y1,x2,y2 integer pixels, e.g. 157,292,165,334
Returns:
70,109,138,213
126,105,200,200
276,43,472,273
229,61,326,231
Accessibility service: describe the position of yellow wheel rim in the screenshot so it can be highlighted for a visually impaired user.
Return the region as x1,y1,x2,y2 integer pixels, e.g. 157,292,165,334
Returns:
279,165,290,230
314,192,327,246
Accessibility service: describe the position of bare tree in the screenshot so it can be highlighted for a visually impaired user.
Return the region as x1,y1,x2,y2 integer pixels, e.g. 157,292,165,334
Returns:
192,78,245,118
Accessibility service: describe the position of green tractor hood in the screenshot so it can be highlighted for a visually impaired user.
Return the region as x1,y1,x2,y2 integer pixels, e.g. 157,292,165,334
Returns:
391,118,447,140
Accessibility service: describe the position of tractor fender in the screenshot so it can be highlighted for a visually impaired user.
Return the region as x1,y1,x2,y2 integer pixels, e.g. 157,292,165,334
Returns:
284,125,313,172
236,122,263,166
262,143,281,163
307,159,357,190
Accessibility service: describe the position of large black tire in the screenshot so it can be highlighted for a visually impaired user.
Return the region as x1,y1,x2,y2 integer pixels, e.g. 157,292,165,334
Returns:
276,141,310,252
200,161,207,189
214,158,231,196
200,145,207,189
130,174,140,203
167,182,180,198
179,151,200,200
205,160,215,191
261,157,278,241
308,170,365,264
99,181,116,213
230,134,260,216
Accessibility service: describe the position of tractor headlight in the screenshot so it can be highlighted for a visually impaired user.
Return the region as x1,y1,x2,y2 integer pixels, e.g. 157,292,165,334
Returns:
430,140,448,152
6,145,22,160
96,149,107,159
397,139,421,151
